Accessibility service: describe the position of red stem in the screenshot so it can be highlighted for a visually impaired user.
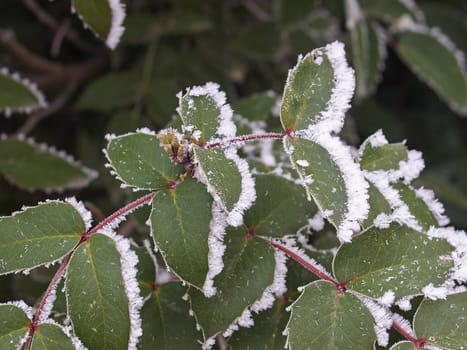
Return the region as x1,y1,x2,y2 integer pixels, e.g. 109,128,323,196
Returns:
23,191,158,349
207,133,286,149
392,321,427,349
269,240,340,287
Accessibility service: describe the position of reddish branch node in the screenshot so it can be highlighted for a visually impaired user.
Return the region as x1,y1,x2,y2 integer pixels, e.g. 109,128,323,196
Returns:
246,227,255,240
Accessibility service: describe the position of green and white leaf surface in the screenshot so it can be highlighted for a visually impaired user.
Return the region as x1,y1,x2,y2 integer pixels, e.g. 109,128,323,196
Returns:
0,302,32,349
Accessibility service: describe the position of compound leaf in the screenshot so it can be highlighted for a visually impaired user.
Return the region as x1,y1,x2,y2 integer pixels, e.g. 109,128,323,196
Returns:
0,69,46,115
0,303,31,349
139,282,201,350
105,131,183,190
414,292,467,350
66,234,132,350
150,179,212,290
0,200,87,275
334,224,454,299
286,280,375,349
71,0,125,49
0,137,97,192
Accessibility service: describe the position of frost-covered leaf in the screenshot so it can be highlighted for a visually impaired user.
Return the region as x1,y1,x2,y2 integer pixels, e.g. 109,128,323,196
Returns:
0,302,31,349
359,0,424,23
0,68,46,116
286,280,376,349
393,183,439,231
0,199,89,275
395,21,467,115
0,136,97,192
30,323,75,350
139,282,201,350
132,243,157,296
284,136,368,242
150,179,212,290
71,0,126,49
66,233,141,350
389,341,416,350
333,223,454,299
122,11,212,45
363,182,392,228
193,146,255,227
232,91,278,121
414,292,467,349
359,137,408,172
280,41,354,134
227,297,289,350
243,174,316,237
178,82,236,143
346,0,386,98
105,131,183,190
188,228,276,341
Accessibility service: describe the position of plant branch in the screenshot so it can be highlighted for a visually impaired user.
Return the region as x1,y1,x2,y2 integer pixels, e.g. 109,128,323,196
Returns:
207,132,286,149
268,239,340,287
392,321,426,349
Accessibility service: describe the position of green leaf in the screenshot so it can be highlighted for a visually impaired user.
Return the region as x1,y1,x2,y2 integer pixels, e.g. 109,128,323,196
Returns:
348,16,386,98
150,179,212,289
0,303,31,349
122,12,212,45
0,68,46,115
243,174,316,237
76,71,140,112
188,229,276,340
284,136,367,242
227,297,289,350
193,146,254,226
229,22,280,61
232,91,278,121
280,41,354,134
139,282,201,350
389,341,416,350
178,82,235,143
414,292,467,349
105,131,183,190
392,183,439,231
286,280,376,349
0,200,87,275
30,323,75,350
333,224,454,299
72,0,125,49
66,234,132,350
363,182,392,229
132,243,157,296
359,137,408,172
359,0,423,23
0,137,97,192
395,28,467,115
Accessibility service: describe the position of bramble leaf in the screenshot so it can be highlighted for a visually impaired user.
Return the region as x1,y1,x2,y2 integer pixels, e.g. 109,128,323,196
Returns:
105,131,183,190
71,0,125,49
139,282,201,350
0,200,88,275
0,137,97,192
150,179,212,290
30,323,75,350
359,140,408,172
66,234,135,350
0,68,46,115
178,82,235,143
389,341,416,350
232,91,278,121
333,224,454,299
243,174,316,237
363,182,392,228
414,292,467,349
0,303,31,349
395,26,467,115
286,280,376,349
188,228,276,341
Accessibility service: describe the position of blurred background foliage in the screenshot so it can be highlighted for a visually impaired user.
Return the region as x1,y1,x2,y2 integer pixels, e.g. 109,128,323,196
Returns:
0,0,466,303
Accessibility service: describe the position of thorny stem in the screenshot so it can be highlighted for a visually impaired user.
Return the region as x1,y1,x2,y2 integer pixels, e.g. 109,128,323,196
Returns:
23,191,158,349
207,132,286,149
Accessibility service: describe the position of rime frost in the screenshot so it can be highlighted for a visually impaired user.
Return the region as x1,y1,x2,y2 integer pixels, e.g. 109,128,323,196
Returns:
422,283,448,300
345,0,363,30
65,197,93,231
396,296,413,311
414,187,449,226
106,0,126,49
3,300,33,320
358,296,393,347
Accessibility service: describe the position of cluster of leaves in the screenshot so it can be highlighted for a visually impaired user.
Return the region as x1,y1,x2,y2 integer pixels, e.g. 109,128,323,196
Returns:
1,0,467,350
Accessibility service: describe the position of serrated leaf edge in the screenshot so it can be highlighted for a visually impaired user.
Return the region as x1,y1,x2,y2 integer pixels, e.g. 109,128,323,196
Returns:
0,134,98,192
0,67,47,117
